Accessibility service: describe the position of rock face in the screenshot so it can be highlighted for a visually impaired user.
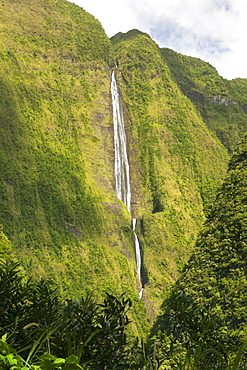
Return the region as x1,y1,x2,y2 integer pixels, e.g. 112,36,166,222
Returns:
0,1,246,329
206,94,236,106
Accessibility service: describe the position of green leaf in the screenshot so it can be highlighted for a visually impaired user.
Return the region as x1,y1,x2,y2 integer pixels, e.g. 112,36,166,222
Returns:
232,337,247,370
39,353,56,361
7,354,17,365
1,334,8,342
64,355,79,366
0,339,11,355
53,358,65,365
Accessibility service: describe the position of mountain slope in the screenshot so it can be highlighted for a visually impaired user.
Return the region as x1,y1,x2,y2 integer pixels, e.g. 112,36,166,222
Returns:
161,48,247,152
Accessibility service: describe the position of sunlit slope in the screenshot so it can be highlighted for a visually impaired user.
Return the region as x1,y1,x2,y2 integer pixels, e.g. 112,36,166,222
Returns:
0,0,144,323
111,30,229,315
161,48,247,152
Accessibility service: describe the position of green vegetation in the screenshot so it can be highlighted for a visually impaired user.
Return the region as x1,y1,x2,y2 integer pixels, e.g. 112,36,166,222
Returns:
1,257,247,369
161,48,247,152
0,261,136,369
152,134,247,368
0,261,169,369
1,0,247,354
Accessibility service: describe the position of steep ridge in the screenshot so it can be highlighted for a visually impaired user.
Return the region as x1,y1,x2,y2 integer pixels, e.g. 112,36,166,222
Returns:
161,48,247,152
153,134,247,364
111,30,229,317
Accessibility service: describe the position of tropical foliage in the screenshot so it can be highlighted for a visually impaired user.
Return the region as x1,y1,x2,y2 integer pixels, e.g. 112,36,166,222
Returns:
0,261,138,369
1,259,247,369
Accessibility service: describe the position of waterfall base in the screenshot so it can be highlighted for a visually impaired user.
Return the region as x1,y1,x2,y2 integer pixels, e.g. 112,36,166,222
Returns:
139,288,143,299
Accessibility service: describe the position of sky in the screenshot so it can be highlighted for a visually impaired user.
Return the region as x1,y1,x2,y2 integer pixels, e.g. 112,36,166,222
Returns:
67,0,247,80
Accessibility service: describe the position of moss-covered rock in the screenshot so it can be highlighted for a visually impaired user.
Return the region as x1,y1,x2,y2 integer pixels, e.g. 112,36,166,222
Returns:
0,0,150,335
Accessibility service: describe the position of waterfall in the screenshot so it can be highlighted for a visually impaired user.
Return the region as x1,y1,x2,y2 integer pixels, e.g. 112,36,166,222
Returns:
111,69,143,298
132,218,143,299
111,70,131,213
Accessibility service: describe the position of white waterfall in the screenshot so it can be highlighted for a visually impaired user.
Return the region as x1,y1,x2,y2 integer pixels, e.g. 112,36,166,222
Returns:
111,70,131,213
111,69,143,298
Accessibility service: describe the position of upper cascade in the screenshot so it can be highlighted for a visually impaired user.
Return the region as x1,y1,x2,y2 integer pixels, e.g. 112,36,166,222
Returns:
111,70,131,212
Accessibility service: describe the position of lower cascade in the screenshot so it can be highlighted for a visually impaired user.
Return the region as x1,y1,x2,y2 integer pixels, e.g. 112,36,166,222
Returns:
132,218,143,298
111,69,144,298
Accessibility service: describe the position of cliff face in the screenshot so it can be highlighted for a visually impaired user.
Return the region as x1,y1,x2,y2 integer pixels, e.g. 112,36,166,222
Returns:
0,0,150,334
111,30,229,316
0,0,137,300
0,0,243,328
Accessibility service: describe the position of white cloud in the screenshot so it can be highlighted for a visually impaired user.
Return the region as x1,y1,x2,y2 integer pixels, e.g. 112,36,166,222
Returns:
67,0,247,79
126,0,247,79
68,0,138,36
